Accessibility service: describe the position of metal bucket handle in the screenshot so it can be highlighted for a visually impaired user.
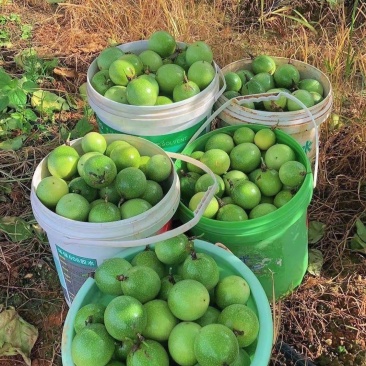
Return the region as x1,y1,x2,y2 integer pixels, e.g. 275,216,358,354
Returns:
187,91,319,188
61,153,218,247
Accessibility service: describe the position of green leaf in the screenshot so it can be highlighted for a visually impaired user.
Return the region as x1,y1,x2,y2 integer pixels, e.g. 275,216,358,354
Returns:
0,69,12,90
70,117,94,139
5,117,22,130
0,95,9,110
21,80,38,93
0,135,26,150
0,306,39,366
31,90,69,114
0,216,34,241
308,221,326,244
307,248,324,276
355,218,366,242
23,108,38,122
8,88,27,109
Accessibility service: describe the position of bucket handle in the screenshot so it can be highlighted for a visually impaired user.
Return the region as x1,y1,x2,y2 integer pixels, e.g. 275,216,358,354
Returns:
213,63,226,102
60,153,218,247
186,91,319,188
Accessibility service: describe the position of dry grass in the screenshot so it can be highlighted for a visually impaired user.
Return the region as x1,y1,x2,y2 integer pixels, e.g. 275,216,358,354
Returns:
0,0,366,365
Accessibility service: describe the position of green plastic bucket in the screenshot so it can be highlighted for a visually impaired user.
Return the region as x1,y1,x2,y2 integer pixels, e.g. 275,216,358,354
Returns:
87,41,225,153
176,125,314,300
61,240,274,366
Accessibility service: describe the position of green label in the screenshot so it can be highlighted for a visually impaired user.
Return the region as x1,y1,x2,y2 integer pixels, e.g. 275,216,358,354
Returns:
97,117,208,152
56,246,97,267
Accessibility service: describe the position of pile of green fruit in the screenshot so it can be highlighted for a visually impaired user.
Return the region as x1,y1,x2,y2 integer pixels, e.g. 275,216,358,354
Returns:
223,54,325,112
70,234,260,366
179,126,308,220
90,30,216,106
35,132,172,222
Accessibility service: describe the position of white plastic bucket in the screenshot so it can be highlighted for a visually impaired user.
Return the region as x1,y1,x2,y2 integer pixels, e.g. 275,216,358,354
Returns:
30,134,218,306
87,41,226,153
214,57,333,160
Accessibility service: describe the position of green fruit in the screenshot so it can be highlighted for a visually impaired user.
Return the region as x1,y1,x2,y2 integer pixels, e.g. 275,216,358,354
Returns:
251,55,276,75
74,303,106,334
139,180,164,206
155,233,192,265
81,132,107,154
223,90,240,99
233,126,255,144
241,78,266,95
71,324,115,366
311,91,324,104
97,47,124,70
126,77,158,106
119,198,152,219
168,279,210,321
105,140,131,157
83,155,117,189
224,71,242,92
108,59,136,86
168,322,201,366
119,265,161,303
104,295,147,341
104,85,128,104
273,63,300,88
142,299,178,341
99,180,121,205
186,151,205,174
195,306,221,327
148,30,176,58
68,177,98,203
187,61,216,90
252,72,275,91
131,247,166,278
254,128,277,150
216,204,248,222
115,167,147,199
195,173,225,198
274,189,294,208
114,338,134,362
127,339,169,366
155,64,185,94
145,154,172,182
110,144,141,171
158,274,182,301
229,142,261,173
139,49,163,73
278,160,307,187
264,143,296,170
200,148,231,175
223,170,248,195
254,168,283,196
88,201,121,222
36,176,69,209
218,304,259,347
180,171,202,200
204,133,235,153
263,88,288,111
118,53,144,76
91,69,115,95
173,80,200,102
185,41,213,66
94,257,132,295
249,202,277,219
55,193,90,221
174,50,190,72
287,89,315,111
215,275,251,309
194,324,239,366
230,348,252,366
155,95,173,105
236,69,254,84
47,145,80,180
77,152,102,177
189,192,219,218
181,251,220,290
298,78,324,95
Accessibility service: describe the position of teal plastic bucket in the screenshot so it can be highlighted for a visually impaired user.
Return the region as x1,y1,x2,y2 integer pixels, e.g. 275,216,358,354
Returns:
176,125,314,300
61,240,274,366
87,41,225,153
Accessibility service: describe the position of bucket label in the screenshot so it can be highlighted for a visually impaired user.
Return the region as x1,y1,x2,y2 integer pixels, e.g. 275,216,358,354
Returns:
56,245,97,303
97,117,207,152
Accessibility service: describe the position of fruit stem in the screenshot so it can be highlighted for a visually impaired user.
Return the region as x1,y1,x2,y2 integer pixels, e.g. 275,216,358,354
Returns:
116,274,128,281
144,245,151,251
260,157,268,171
190,250,198,260
233,329,245,336
168,273,176,284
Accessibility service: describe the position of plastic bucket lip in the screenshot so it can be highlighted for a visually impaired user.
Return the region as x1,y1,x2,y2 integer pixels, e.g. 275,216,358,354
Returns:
61,240,274,366
86,40,222,111
218,56,333,116
30,133,179,239
177,124,313,235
